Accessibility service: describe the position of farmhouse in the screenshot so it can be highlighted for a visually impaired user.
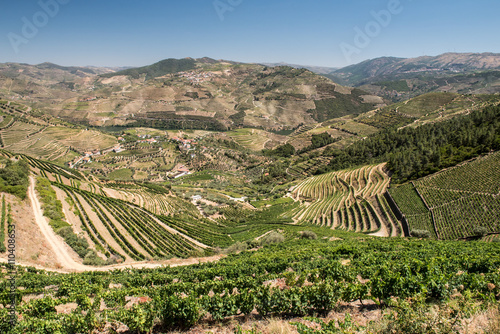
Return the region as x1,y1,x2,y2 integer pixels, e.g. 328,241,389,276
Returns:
67,156,83,168
170,164,192,179
112,146,124,153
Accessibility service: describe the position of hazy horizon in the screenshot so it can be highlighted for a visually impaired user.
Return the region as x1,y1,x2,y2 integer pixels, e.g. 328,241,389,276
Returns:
2,50,500,70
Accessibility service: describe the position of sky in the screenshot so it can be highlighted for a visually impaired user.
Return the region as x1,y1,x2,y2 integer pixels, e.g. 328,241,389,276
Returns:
1,0,499,68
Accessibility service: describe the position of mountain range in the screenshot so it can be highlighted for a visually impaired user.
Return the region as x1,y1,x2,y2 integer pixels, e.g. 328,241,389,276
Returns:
1,52,500,333
0,57,383,131
325,52,500,101
1,52,499,131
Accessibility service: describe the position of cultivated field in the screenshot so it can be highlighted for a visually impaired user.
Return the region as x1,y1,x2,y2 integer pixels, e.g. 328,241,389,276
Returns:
226,128,282,151
0,121,116,162
284,164,402,236
390,151,500,239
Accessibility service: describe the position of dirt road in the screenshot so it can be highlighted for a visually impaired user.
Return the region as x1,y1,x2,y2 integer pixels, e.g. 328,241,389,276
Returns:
0,253,224,273
18,176,222,273
28,176,94,271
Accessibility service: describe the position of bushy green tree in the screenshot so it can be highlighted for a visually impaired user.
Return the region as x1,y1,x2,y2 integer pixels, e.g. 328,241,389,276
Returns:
0,159,30,199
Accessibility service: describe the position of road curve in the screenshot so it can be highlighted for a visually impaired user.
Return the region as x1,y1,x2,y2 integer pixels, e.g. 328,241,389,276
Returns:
22,176,222,273
28,176,95,271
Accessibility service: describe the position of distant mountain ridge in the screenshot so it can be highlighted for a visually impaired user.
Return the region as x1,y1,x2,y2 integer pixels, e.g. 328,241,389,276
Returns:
0,58,383,131
2,52,500,129
327,52,500,101
100,57,215,80
261,62,339,75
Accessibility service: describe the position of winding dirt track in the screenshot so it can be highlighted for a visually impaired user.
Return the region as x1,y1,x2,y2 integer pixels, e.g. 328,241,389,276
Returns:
28,176,94,271
24,176,221,273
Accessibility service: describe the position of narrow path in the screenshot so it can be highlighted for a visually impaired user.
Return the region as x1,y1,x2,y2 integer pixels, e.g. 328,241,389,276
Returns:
0,254,224,274
16,176,221,273
28,176,96,271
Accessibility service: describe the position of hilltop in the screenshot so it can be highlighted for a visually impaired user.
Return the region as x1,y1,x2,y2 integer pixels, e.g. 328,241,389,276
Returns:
0,58,384,132
326,52,500,101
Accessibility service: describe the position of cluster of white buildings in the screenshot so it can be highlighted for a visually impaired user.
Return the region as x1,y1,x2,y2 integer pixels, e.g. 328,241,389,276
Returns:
178,71,215,84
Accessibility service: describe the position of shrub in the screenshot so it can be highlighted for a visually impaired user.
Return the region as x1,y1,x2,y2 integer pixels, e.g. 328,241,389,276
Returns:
83,250,104,266
225,242,248,254
411,229,431,238
472,226,489,238
57,227,90,258
36,178,69,229
260,231,285,245
118,303,155,333
374,294,470,334
246,239,260,249
162,295,204,328
300,231,318,240
105,255,123,265
0,159,30,199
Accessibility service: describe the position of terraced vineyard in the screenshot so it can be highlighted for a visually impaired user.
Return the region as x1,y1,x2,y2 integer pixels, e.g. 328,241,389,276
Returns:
226,128,278,151
290,123,317,136
287,156,334,178
55,183,211,261
0,104,116,163
0,121,42,146
284,164,403,236
102,185,200,218
388,183,436,237
0,120,71,162
390,152,500,239
3,150,232,260
19,154,84,183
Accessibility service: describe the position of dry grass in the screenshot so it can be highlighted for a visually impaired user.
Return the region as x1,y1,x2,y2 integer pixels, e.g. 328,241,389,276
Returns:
486,307,500,333
263,318,296,334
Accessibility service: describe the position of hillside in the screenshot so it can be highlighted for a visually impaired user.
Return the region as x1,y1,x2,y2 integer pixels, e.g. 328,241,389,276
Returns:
328,53,500,101
0,55,500,333
100,57,201,80
390,151,500,240
0,94,497,265
0,99,117,164
0,58,384,132
1,237,499,333
261,62,339,74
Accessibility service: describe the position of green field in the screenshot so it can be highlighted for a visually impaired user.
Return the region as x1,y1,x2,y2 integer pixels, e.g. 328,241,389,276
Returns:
252,197,294,208
390,152,500,239
107,168,133,180
1,237,498,332
283,164,402,236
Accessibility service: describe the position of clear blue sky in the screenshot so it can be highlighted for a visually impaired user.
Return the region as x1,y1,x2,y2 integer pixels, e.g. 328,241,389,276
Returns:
1,0,499,68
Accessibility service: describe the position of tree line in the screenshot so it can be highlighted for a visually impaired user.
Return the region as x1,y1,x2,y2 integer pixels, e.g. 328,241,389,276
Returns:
317,105,500,183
